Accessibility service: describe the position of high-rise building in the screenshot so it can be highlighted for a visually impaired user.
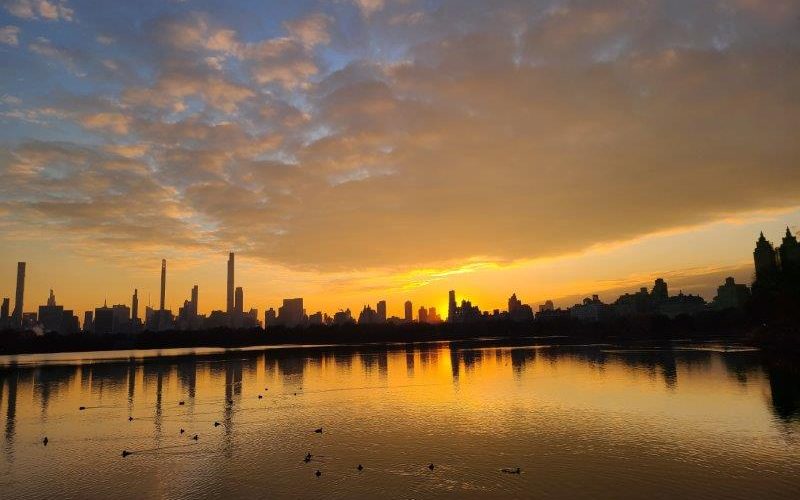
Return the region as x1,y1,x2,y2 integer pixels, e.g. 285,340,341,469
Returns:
332,308,354,325
132,289,139,322
83,310,94,333
227,252,235,314
12,261,25,328
37,289,79,336
418,306,428,323
308,311,324,325
754,232,778,283
264,308,277,328
404,300,413,322
508,293,522,313
358,305,378,324
1,297,9,321
780,226,800,275
112,304,131,333
448,290,456,322
712,277,751,311
191,285,199,314
277,298,304,327
508,293,534,322
94,302,114,335
233,286,244,328
39,290,64,333
159,259,166,311
376,300,387,323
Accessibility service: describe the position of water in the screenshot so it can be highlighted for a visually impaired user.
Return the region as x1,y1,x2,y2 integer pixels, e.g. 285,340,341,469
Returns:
0,339,798,499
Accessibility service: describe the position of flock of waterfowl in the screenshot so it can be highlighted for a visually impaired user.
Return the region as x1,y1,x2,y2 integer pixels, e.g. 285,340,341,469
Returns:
41,387,523,479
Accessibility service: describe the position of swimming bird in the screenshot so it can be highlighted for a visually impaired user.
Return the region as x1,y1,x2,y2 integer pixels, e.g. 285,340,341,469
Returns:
315,470,321,477
258,395,263,399
79,406,86,411
304,453,312,463
357,464,363,471
178,401,185,406
428,463,435,470
128,416,133,422
214,421,221,427
42,437,48,446
314,428,323,434
501,467,521,474
180,428,185,434
122,450,132,457
192,434,199,440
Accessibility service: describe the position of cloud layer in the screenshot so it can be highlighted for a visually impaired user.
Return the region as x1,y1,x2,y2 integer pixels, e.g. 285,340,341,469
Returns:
1,0,800,276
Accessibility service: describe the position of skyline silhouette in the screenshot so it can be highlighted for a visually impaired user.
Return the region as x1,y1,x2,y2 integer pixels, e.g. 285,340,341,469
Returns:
0,226,794,336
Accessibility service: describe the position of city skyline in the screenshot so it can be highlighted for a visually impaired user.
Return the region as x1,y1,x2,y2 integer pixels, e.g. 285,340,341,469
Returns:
1,218,795,322
1,225,792,332
2,1,800,326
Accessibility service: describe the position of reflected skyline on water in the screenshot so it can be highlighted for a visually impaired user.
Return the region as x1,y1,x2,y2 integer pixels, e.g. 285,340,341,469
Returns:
0,341,799,499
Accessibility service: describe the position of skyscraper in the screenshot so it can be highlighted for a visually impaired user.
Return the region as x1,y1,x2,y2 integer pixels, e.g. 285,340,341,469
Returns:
159,259,166,311
1,297,9,321
779,226,800,275
132,289,139,322
754,232,778,283
11,262,25,328
83,310,93,333
277,298,304,328
191,285,199,314
448,290,456,322
227,252,235,314
94,301,113,335
404,300,413,322
377,300,387,323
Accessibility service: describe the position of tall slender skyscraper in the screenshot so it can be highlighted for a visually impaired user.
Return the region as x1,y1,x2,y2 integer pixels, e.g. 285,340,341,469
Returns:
159,259,166,311
12,262,25,328
227,252,235,314
404,300,413,322
132,289,139,322
191,285,199,314
448,290,456,322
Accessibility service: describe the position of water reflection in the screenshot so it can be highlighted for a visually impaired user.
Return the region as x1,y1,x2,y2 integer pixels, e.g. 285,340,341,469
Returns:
0,341,798,499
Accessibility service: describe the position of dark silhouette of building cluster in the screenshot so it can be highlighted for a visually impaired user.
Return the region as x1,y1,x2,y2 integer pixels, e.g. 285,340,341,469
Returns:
753,228,800,288
750,227,800,320
2,225,799,339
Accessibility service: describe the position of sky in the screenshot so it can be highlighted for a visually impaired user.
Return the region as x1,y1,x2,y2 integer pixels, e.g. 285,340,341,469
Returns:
1,0,799,319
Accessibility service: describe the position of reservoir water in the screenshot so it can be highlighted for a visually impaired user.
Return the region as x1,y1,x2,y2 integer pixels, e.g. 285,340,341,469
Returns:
0,339,798,499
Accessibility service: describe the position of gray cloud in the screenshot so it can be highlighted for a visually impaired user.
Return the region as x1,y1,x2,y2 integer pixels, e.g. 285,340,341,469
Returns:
2,0,799,273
